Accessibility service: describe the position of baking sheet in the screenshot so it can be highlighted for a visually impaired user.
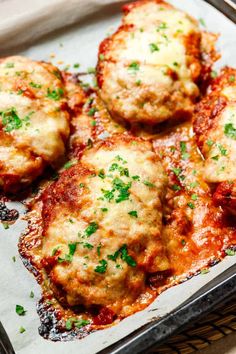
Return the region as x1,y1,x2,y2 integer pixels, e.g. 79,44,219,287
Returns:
0,1,236,353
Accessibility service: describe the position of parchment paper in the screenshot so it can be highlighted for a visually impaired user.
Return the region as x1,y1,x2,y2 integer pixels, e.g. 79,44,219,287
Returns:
0,1,236,353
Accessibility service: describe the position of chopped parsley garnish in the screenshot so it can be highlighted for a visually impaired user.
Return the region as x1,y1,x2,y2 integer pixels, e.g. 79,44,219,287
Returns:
128,210,138,218
29,291,34,298
46,88,64,101
149,43,159,53
65,318,90,330
128,61,140,72
120,244,137,267
217,144,227,156
210,70,217,78
136,79,142,86
98,169,106,179
101,189,114,201
58,243,77,263
5,62,14,68
85,222,98,237
172,184,181,191
187,202,195,209
29,82,42,89
224,123,236,140
189,181,198,188
143,180,155,188
63,160,77,169
157,22,168,31
88,107,98,116
99,54,105,61
83,243,94,250
12,256,16,262
201,268,209,275
199,18,206,27
87,67,96,74
107,250,120,262
113,178,131,203
225,249,236,256
101,208,108,212
107,244,136,267
172,168,182,176
19,327,26,333
94,259,108,273
109,163,129,177
211,155,219,161
229,75,235,83
180,141,189,160
206,139,214,146
97,244,102,256
91,120,96,126
115,155,127,163
16,305,26,316
73,63,80,68
132,175,140,181
191,194,198,201
0,107,32,132
181,239,186,246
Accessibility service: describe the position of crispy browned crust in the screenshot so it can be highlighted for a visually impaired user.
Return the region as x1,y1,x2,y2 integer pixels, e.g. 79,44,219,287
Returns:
194,67,236,150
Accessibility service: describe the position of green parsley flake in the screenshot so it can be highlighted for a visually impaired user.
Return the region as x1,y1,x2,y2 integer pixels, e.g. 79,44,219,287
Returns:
101,208,108,212
225,249,236,256
16,305,26,316
128,210,138,218
95,259,108,273
46,88,64,101
98,169,106,179
88,107,98,116
191,194,198,201
5,62,14,68
229,75,235,83
63,160,77,169
132,175,140,181
87,67,96,74
120,244,136,267
128,62,140,72
19,326,26,334
149,43,159,53
172,184,181,191
0,107,32,133
206,139,214,146
29,291,34,298
99,54,105,61
201,268,209,275
73,63,80,68
210,70,217,78
199,18,206,27
85,222,98,237
224,123,236,140
83,243,94,250
58,243,77,263
143,180,155,188
65,318,90,330
29,82,42,89
187,202,195,209
172,168,182,176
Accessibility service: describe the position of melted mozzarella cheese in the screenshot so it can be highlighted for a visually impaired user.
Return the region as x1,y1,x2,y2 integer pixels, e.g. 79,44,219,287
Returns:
204,103,236,182
98,0,201,125
0,56,70,191
42,136,169,315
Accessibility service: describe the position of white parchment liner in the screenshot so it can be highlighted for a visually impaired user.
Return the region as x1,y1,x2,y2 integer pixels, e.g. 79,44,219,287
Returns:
0,1,235,353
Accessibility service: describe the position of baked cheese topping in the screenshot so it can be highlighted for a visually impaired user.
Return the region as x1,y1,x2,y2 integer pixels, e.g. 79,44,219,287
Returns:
202,76,236,183
41,136,169,315
97,0,201,125
0,56,70,191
